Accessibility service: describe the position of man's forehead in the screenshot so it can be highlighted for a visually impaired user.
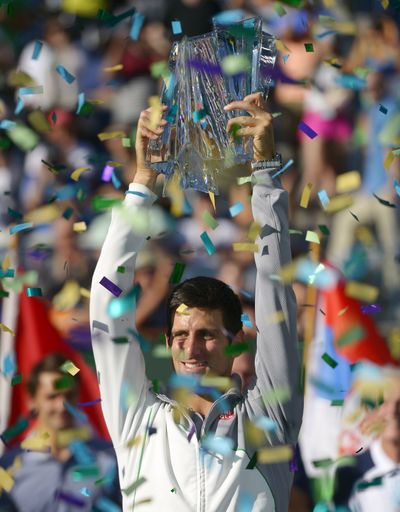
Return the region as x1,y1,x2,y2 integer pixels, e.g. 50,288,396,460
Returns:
172,307,223,329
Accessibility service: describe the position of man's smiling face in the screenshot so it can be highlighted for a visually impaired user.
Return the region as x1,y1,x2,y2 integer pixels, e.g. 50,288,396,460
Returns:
167,307,235,378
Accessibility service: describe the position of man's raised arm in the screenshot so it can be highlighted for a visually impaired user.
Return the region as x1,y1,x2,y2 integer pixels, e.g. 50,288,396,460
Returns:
225,94,303,444
90,108,166,445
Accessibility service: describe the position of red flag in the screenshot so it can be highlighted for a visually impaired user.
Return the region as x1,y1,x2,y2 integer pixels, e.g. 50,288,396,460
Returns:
7,290,110,442
324,280,398,366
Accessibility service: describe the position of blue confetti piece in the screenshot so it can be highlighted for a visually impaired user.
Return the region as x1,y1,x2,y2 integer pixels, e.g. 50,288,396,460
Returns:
0,269,15,278
19,86,43,95
94,497,121,512
254,416,278,432
283,54,289,63
318,189,330,209
111,169,121,189
213,9,246,25
171,20,182,34
76,92,85,114
379,104,388,115
9,222,33,235
271,158,294,179
64,401,88,423
80,487,91,497
107,284,140,317
394,179,400,198
315,30,337,40
130,12,145,40
335,74,366,90
229,202,244,217
31,40,43,60
78,398,102,407
241,313,253,328
202,435,234,456
200,231,216,255
15,97,24,115
56,65,76,84
26,287,42,297
69,440,95,465
0,120,16,129
3,353,16,377
237,492,253,512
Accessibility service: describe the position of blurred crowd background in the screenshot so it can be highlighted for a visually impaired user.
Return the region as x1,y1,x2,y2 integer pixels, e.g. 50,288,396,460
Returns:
0,0,400,511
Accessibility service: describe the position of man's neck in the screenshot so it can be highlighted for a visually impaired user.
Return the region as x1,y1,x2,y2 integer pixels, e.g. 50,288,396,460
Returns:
380,438,400,464
187,393,214,418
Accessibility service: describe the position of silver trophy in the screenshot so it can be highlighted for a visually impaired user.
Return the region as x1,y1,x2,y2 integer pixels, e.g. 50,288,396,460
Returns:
146,17,277,194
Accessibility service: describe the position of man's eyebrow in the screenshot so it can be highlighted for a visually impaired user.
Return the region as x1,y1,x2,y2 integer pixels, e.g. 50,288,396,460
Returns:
171,329,189,336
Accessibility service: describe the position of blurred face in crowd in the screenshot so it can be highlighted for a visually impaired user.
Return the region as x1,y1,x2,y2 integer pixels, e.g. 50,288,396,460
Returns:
29,372,77,431
381,376,400,445
168,307,242,378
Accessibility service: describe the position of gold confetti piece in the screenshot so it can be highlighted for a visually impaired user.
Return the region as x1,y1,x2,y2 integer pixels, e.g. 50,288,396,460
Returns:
176,303,189,314
300,183,312,208
61,360,80,376
25,204,60,223
148,96,162,130
237,176,253,185
27,110,51,133
383,151,395,170
56,426,90,447
107,160,123,167
232,243,259,252
247,221,261,241
381,0,389,8
338,306,349,316
103,64,123,72
257,445,293,464
275,39,291,53
336,171,361,193
2,255,10,270
0,467,14,492
53,280,81,311
0,323,15,336
209,191,216,211
345,282,379,303
325,194,353,213
388,328,400,359
166,174,185,217
71,167,91,181
305,230,320,244
266,310,285,324
7,456,21,478
80,287,90,299
126,435,143,448
73,221,87,232
97,131,126,141
200,376,232,390
278,261,297,283
21,432,50,451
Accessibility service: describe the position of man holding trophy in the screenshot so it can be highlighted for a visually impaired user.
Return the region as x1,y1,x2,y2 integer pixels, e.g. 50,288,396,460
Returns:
90,19,303,512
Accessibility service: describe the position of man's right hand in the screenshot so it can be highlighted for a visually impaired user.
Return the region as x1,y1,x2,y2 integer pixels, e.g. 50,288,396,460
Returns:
134,105,167,190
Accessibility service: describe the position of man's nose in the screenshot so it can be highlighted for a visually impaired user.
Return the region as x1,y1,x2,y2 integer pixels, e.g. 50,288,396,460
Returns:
185,335,202,359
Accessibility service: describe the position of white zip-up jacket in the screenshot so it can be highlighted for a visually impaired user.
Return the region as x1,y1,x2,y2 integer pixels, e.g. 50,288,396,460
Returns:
90,168,303,512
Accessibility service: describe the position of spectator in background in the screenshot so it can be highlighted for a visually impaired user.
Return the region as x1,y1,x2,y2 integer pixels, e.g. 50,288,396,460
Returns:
0,353,121,512
327,66,400,296
334,370,400,511
164,0,221,37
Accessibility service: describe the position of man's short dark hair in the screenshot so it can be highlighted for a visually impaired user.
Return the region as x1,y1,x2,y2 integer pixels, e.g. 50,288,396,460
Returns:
27,353,79,397
166,276,243,344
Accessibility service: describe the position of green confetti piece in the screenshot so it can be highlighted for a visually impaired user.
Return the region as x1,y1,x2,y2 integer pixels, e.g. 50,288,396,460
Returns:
312,458,334,468
169,262,186,284
11,373,22,386
318,224,330,235
152,345,171,358
1,417,29,442
54,374,73,390
117,266,125,273
246,452,258,469
111,337,129,344
26,287,42,297
228,122,241,139
224,341,250,357
304,43,314,52
273,2,287,16
150,60,169,78
152,379,160,393
331,399,344,406
7,207,23,219
62,207,74,220
192,108,207,123
289,229,303,235
356,477,382,490
122,476,146,496
72,465,100,481
91,196,122,211
221,54,251,75
122,137,131,147
202,211,219,230
337,325,365,347
321,352,338,369
0,289,10,298
262,386,291,405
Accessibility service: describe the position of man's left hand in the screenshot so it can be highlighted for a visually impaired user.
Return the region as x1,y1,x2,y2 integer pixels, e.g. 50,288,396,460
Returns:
224,92,275,162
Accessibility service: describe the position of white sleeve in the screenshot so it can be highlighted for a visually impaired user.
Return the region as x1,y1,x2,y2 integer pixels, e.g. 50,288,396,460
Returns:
90,183,158,447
